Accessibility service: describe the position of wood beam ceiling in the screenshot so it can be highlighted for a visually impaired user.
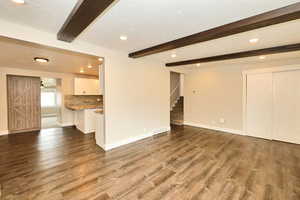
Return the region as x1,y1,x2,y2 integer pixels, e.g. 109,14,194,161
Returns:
129,3,300,58
165,43,300,67
57,0,115,42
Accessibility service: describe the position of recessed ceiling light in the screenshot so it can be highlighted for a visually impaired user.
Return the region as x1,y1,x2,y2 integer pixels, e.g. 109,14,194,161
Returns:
249,38,259,44
120,35,128,41
98,58,103,61
88,65,92,69
80,69,84,73
12,0,25,4
171,54,177,58
259,55,266,59
34,57,49,63
196,63,201,67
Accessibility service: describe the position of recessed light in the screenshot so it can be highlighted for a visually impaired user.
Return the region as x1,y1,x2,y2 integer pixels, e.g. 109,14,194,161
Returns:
12,0,25,4
88,65,92,69
98,58,103,61
34,57,49,63
196,63,201,67
120,35,128,41
171,54,177,58
259,55,266,59
80,69,84,73
249,38,259,44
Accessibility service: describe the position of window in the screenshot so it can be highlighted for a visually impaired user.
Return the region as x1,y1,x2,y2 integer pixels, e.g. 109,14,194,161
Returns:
41,91,56,107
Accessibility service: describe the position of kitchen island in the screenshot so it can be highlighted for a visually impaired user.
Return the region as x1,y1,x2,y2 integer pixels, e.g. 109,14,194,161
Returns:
94,109,105,150
65,95,103,134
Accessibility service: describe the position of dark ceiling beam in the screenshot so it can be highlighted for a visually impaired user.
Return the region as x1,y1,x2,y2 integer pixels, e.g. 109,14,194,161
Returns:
165,43,300,67
57,0,115,42
129,3,300,58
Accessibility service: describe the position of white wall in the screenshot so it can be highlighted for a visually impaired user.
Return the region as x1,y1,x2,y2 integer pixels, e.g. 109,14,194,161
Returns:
184,60,300,134
184,65,243,132
104,55,170,144
0,19,170,144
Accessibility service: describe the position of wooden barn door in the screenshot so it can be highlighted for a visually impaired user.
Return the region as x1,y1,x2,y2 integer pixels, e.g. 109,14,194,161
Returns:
7,75,41,133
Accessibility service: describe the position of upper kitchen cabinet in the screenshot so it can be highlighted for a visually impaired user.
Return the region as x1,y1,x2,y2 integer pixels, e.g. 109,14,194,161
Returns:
74,77,101,95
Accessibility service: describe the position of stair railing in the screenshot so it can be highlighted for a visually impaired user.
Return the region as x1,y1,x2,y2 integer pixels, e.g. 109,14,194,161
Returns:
170,83,180,110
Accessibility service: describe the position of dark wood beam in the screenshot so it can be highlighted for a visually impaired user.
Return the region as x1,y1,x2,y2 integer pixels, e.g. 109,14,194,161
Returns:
129,3,300,58
57,0,115,42
165,43,300,67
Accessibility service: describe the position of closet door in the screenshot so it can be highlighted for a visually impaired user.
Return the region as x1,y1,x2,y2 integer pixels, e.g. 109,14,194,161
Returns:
246,73,273,139
7,75,41,133
273,70,300,144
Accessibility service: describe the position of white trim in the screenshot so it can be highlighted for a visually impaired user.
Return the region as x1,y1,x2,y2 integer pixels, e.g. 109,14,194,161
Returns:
151,127,171,135
184,122,243,135
0,130,9,136
103,126,171,151
58,122,75,127
242,65,300,75
242,65,300,137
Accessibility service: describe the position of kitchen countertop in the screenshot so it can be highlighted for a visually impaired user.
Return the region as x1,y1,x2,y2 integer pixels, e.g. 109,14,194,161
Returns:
94,109,104,114
65,104,102,111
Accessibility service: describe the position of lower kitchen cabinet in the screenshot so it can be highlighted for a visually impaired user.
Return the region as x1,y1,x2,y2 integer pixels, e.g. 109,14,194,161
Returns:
74,109,97,134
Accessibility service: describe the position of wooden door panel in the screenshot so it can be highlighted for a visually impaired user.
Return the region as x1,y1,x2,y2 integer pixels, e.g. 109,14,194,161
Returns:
7,75,41,133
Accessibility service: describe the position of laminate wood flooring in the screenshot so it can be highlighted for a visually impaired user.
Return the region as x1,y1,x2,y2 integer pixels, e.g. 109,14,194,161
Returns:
1,125,300,200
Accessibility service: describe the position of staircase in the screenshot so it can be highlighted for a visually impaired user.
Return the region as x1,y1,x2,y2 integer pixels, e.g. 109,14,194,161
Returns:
171,96,184,125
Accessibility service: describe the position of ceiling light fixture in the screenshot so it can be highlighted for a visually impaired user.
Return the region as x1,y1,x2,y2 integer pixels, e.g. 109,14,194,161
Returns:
120,35,128,41
259,55,266,59
80,69,84,73
34,57,49,63
196,63,201,67
249,38,259,44
98,58,103,61
12,0,25,4
171,54,177,58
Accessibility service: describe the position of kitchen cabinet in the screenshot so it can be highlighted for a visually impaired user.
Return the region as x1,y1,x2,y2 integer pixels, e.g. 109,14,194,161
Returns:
74,78,101,95
74,109,98,134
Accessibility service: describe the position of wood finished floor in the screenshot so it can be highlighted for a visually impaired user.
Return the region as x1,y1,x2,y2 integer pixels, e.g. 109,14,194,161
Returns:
1,126,300,200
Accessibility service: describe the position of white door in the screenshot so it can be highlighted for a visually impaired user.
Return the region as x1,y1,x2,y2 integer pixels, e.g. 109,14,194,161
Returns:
246,73,273,139
273,70,300,144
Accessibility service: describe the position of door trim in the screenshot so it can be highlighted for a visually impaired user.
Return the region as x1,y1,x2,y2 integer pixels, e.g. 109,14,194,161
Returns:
242,65,300,137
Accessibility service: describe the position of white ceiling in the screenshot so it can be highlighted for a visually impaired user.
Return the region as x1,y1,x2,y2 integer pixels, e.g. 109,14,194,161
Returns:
0,36,101,76
0,0,300,67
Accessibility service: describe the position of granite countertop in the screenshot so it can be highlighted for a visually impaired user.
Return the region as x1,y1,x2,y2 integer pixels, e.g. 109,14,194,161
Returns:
94,109,104,114
65,104,103,111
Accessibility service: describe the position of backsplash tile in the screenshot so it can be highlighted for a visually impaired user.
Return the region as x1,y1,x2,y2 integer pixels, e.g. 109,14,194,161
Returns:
65,95,103,106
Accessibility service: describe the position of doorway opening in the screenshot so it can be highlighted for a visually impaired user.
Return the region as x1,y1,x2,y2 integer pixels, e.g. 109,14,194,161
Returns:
41,78,62,129
170,72,184,125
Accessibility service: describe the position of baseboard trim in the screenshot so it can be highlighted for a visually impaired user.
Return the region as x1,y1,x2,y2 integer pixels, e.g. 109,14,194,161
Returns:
104,126,171,151
0,130,9,136
184,122,243,135
58,123,75,127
